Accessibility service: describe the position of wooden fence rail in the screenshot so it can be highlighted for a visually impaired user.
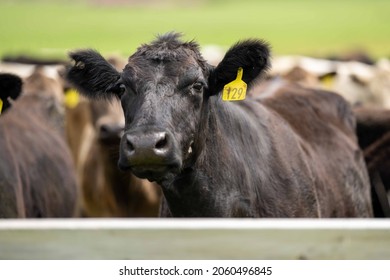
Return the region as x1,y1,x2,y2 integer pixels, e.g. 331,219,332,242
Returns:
0,219,389,260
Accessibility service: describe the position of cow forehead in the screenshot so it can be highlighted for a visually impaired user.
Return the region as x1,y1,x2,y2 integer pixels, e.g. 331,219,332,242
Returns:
123,57,205,87
125,39,206,72
129,51,200,69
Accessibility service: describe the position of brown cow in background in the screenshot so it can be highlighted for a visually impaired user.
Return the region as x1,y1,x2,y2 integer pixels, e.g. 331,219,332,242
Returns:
0,68,78,217
65,55,161,217
78,99,161,217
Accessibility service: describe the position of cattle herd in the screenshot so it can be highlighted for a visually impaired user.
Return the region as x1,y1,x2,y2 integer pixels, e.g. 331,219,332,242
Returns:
0,32,389,218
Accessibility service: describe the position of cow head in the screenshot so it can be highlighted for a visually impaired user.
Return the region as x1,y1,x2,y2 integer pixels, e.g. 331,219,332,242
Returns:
67,32,270,184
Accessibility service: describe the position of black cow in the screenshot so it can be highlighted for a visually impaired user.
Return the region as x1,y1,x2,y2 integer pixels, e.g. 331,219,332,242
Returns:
67,32,372,217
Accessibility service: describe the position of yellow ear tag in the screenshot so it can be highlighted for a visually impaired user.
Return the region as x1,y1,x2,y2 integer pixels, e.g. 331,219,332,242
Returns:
0,98,3,114
222,67,247,101
65,89,80,109
321,74,335,89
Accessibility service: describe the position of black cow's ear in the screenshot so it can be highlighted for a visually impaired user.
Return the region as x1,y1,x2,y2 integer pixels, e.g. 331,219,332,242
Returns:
0,73,23,113
66,49,121,99
207,39,271,95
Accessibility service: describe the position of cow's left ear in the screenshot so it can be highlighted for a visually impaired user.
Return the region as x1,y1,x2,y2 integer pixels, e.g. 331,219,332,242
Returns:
66,49,122,100
207,39,271,95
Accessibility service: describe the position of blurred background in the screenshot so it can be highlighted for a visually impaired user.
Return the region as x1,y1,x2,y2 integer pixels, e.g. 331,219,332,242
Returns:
0,0,389,60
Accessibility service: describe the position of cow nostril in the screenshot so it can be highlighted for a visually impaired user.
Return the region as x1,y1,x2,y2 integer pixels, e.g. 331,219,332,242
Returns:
126,136,135,152
128,141,134,151
99,124,110,134
155,134,168,150
99,125,116,140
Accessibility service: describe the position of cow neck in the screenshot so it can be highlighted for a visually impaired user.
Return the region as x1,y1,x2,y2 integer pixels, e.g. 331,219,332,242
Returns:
162,96,254,217
187,96,214,168
193,95,241,158
181,97,240,172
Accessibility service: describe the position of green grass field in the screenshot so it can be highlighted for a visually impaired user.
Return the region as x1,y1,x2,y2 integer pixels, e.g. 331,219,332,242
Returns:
0,0,389,60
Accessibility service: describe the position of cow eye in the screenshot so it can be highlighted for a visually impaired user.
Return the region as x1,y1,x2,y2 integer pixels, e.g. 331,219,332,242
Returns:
192,82,203,92
108,82,126,97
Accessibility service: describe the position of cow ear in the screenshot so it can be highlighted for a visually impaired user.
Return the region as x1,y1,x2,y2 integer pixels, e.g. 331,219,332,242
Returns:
66,49,122,99
0,73,22,100
207,39,271,95
0,73,23,113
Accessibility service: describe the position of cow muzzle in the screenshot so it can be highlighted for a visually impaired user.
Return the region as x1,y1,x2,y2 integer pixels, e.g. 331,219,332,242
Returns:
118,129,182,182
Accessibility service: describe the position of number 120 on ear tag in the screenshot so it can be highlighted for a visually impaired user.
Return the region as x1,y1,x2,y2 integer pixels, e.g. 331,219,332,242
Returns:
222,67,247,101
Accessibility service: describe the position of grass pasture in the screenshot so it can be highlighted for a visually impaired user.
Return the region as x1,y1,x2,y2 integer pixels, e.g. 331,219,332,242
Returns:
0,0,389,60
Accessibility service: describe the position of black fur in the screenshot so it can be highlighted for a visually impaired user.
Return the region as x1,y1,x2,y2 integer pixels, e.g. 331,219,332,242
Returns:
208,39,271,95
0,73,23,113
354,107,390,217
136,32,202,62
66,49,121,99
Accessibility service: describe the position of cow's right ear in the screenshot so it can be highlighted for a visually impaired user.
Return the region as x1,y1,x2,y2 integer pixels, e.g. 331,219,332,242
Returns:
0,73,23,113
66,49,122,99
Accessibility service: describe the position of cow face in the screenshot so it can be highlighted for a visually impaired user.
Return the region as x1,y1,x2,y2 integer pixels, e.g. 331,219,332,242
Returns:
116,40,210,183
92,99,125,146
67,33,270,184
24,66,65,103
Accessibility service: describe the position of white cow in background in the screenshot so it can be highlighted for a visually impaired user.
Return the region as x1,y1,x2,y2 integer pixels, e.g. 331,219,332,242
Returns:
271,56,390,109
